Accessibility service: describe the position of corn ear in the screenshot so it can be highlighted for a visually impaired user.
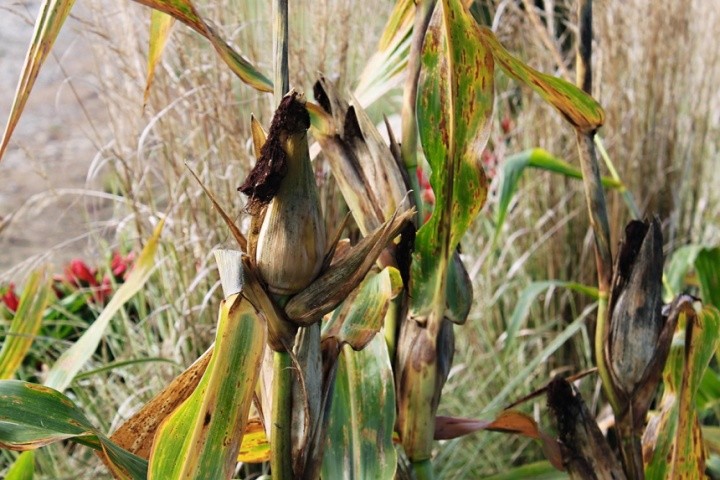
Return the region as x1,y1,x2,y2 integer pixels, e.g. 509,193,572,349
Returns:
240,91,326,295
284,208,415,325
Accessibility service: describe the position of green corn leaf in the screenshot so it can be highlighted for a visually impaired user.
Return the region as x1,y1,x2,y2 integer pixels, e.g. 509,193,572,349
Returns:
321,334,397,480
476,27,604,133
144,10,175,107
645,305,720,480
322,267,403,350
413,0,493,319
0,269,53,379
45,219,165,392
664,245,703,300
5,451,34,480
445,252,473,325
695,248,720,308
494,148,623,244
148,294,265,480
0,380,148,479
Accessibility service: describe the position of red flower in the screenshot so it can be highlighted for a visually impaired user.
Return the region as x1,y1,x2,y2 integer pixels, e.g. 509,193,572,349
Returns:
65,259,99,288
110,251,135,281
2,283,20,313
93,276,113,305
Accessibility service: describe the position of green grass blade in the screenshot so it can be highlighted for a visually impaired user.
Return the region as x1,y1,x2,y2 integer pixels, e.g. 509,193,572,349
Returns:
483,461,568,480
494,148,622,245
0,269,52,379
476,27,604,133
0,0,76,162
148,294,265,480
503,280,598,353
5,451,34,480
322,335,397,480
45,219,165,392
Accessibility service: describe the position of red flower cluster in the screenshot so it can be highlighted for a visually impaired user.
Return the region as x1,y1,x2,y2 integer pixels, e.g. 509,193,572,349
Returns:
1,251,136,315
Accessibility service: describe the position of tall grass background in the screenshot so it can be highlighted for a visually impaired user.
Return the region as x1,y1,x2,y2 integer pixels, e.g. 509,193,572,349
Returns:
1,0,718,477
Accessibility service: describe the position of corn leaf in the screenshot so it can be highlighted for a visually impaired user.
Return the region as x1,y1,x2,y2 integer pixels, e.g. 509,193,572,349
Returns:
354,0,414,107
144,10,175,107
695,248,720,308
45,219,165,392
494,148,623,243
412,0,493,319
665,245,703,301
0,380,148,479
133,0,272,93
476,27,604,133
110,348,213,459
5,451,34,480
321,267,403,351
236,417,270,464
0,0,76,162
0,0,271,165
0,269,52,379
645,305,720,480
434,411,563,470
148,294,265,480
321,335,397,480
285,208,414,324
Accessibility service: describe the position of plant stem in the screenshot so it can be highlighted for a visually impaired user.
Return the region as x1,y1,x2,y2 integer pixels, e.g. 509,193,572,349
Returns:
270,4,292,476
273,0,289,104
401,0,436,220
411,459,434,480
594,135,642,219
271,350,293,480
575,3,641,479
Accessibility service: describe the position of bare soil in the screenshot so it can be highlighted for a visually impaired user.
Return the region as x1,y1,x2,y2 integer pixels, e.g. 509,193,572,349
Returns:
0,2,112,277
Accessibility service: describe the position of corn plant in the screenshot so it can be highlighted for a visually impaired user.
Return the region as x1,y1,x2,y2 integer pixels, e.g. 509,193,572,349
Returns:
0,0,717,479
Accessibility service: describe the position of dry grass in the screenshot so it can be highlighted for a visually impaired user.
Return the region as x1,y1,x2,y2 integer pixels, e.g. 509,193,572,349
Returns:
1,0,718,477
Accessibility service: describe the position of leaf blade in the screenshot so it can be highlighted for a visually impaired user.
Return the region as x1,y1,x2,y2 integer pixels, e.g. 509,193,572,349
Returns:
477,27,604,133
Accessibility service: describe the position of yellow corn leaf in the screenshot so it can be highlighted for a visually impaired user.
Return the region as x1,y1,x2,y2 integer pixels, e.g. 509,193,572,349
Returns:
0,0,271,164
237,417,270,463
0,0,76,162
144,10,175,108
133,0,272,92
0,269,52,379
149,295,265,479
477,26,604,133
44,219,165,392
